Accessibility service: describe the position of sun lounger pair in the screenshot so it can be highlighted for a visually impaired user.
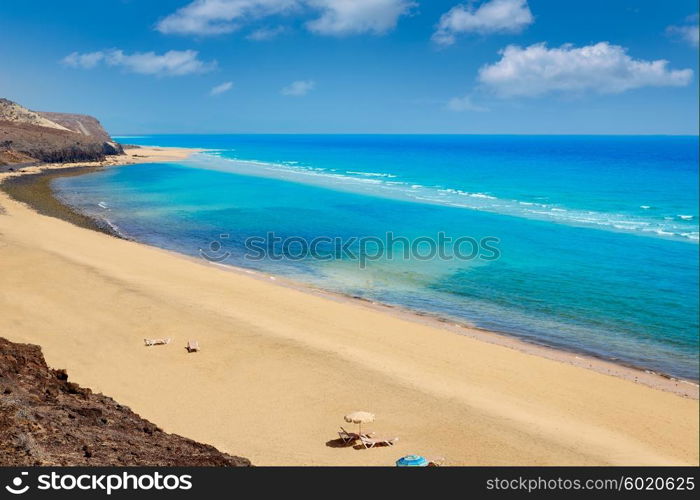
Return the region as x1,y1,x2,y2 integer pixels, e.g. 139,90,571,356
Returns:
143,338,200,353
338,427,399,449
338,427,397,448
338,426,374,444
144,338,171,346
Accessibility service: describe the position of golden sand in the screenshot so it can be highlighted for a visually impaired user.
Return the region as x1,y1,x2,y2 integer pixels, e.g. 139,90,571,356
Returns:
0,147,697,466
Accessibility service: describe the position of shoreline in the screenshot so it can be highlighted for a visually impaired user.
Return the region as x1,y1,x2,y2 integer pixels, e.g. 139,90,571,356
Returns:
205,261,700,398
0,147,697,465
1,166,125,238
0,146,203,234
1,149,697,399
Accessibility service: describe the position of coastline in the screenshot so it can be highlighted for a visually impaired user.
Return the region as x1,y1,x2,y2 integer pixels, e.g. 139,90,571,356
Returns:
0,146,203,235
0,148,698,465
1,166,125,238
2,148,697,398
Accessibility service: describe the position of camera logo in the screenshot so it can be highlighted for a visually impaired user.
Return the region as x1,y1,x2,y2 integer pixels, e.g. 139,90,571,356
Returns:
5,472,29,495
199,234,231,262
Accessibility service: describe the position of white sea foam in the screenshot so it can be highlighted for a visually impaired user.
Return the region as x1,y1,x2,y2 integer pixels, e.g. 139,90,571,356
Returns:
437,188,496,199
189,152,700,243
347,171,397,178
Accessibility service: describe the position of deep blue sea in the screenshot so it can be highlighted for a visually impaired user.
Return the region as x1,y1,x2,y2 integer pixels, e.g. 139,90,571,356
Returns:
54,135,699,379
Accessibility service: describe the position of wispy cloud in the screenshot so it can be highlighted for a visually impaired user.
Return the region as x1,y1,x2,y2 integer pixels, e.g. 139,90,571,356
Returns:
305,0,416,36
478,42,693,97
447,95,488,112
281,79,315,96
210,81,234,95
666,14,699,48
62,49,216,76
62,51,105,69
433,0,534,46
246,25,287,40
156,0,413,37
156,0,300,36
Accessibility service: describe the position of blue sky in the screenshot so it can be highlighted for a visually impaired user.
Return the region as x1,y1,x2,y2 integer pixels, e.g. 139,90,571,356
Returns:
1,0,698,134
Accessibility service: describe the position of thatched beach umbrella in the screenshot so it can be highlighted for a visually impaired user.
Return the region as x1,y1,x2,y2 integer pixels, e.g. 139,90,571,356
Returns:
344,411,375,436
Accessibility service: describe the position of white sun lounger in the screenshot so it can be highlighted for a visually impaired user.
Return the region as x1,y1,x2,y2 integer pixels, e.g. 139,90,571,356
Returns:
186,340,200,353
144,338,171,346
359,435,398,449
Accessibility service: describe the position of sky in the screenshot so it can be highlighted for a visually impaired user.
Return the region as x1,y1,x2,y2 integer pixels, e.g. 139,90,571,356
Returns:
0,0,698,134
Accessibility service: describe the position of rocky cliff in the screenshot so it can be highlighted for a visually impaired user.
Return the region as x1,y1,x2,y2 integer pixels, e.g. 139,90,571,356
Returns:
38,111,115,143
0,98,123,166
0,337,251,466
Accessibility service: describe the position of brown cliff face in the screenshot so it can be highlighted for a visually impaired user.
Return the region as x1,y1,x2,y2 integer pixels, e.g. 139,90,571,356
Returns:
0,337,251,466
38,111,114,143
0,98,123,166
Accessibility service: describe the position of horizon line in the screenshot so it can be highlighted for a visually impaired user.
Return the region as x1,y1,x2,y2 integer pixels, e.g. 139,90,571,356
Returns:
113,132,700,137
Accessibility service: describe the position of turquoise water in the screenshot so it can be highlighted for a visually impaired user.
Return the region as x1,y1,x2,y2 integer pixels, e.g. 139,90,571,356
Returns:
55,135,699,379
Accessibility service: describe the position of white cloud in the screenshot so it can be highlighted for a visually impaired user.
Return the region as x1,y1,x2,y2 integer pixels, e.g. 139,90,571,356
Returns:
433,0,533,46
281,79,315,96
62,49,216,76
246,25,287,40
306,0,415,36
156,0,413,37
157,0,300,36
210,81,234,95
478,42,693,97
447,95,488,112
62,51,105,69
666,14,699,48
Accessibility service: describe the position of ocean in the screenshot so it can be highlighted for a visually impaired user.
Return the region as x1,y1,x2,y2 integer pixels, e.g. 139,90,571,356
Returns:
53,135,699,379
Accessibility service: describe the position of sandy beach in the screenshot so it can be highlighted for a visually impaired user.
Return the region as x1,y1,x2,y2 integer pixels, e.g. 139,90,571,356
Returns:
0,147,698,466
